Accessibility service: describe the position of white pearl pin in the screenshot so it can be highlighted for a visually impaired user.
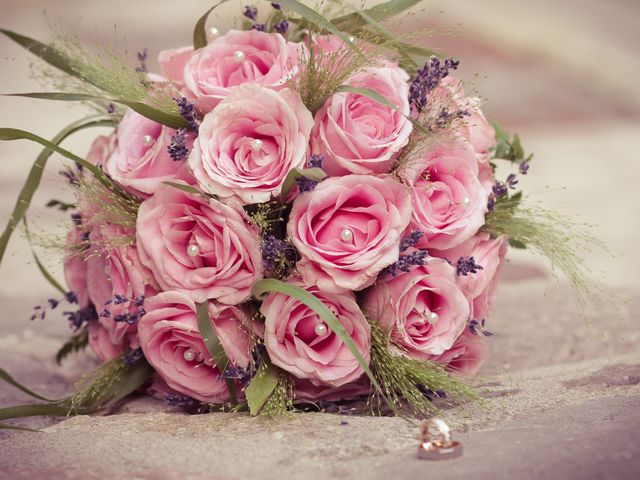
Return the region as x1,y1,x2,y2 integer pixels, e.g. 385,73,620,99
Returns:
183,349,196,362
233,50,246,62
187,245,200,257
314,323,328,336
340,227,354,243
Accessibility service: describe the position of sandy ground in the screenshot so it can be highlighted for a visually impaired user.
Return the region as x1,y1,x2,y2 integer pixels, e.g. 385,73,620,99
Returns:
0,1,639,479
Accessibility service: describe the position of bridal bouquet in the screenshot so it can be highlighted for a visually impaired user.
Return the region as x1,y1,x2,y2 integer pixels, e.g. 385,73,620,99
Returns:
0,1,593,425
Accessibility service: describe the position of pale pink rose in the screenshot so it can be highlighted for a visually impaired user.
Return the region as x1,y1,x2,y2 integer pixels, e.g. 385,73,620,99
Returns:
308,34,348,57
138,291,252,403
189,84,313,205
136,184,263,304
294,376,371,402
85,223,157,347
430,331,488,376
408,138,488,250
105,109,194,197
363,258,470,357
86,134,116,168
434,232,508,322
87,320,127,362
63,224,90,308
311,66,413,176
183,29,302,112
158,46,194,84
288,174,412,293
260,278,371,387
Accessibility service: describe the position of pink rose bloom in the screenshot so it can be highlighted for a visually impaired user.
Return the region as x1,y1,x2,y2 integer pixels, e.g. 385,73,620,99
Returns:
408,138,488,250
288,174,412,293
105,109,194,197
158,46,194,84
430,331,488,376
63,224,90,308
183,29,302,112
136,184,263,304
311,66,413,176
85,224,157,347
189,84,313,205
363,258,470,357
138,291,252,403
294,376,371,402
87,321,127,362
86,134,116,168
260,278,371,387
434,232,508,322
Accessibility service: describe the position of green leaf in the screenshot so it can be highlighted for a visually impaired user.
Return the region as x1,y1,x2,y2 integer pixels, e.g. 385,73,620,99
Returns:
102,360,155,408
0,368,56,402
0,403,91,422
45,199,76,211
245,359,279,415
280,167,327,199
277,0,364,59
23,217,66,294
55,327,89,365
251,279,388,403
0,29,78,78
508,238,527,249
0,422,42,432
331,0,421,29
163,181,206,197
6,93,186,129
193,0,231,49
196,302,237,403
0,118,113,269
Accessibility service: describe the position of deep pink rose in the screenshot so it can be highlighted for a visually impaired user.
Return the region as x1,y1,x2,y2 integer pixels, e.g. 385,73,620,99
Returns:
105,109,194,197
158,46,194,84
294,376,371,402
63,224,90,308
430,331,488,376
407,138,488,250
260,278,371,387
183,29,302,112
311,66,413,176
363,258,470,357
288,174,412,293
138,291,253,403
434,232,508,322
85,223,157,347
189,84,313,205
87,321,128,362
136,184,263,304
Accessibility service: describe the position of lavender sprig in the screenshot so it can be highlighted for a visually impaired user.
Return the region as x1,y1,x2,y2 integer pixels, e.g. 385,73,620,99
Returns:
243,5,258,20
409,56,459,114
167,128,190,161
469,318,493,337
399,231,423,252
381,250,429,277
173,97,199,132
455,256,483,276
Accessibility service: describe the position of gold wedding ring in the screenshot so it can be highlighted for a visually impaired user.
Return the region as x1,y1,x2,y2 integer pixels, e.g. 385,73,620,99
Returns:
417,418,463,460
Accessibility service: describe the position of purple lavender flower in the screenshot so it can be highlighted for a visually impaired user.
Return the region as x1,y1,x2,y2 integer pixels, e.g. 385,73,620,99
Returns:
70,213,82,226
455,256,484,276
107,103,116,114
63,305,98,330
296,177,318,193
123,347,145,366
469,318,493,337
167,128,190,161
165,394,197,407
274,19,289,35
492,182,508,198
135,48,148,73
173,97,199,132
519,161,530,175
381,250,429,277
271,2,281,9
506,173,518,189
307,154,324,169
409,56,460,114
251,23,266,31
261,234,295,276
243,5,258,20
399,231,424,252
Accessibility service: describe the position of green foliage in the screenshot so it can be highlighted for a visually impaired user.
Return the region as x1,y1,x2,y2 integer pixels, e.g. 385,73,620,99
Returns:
193,0,231,49
23,216,66,294
46,199,76,211
55,327,90,365
492,123,533,163
259,369,294,416
280,167,327,198
245,358,280,415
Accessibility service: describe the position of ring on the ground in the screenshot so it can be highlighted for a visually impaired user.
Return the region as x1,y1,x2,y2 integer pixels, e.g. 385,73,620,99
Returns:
421,418,452,447
417,440,463,461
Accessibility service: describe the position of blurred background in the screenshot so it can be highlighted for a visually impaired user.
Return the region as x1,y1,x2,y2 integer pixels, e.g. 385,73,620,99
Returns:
0,0,638,340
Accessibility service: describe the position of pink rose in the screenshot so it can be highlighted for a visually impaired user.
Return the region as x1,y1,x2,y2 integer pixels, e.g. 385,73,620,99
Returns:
363,258,470,357
86,134,116,168
407,138,488,250
63,224,90,308
138,291,252,403
311,66,413,176
434,232,508,322
430,331,488,376
136,184,263,304
260,278,371,387
189,84,313,205
288,174,412,293
87,321,127,362
183,29,302,112
105,109,194,197
158,46,194,84
85,223,157,347
294,376,371,402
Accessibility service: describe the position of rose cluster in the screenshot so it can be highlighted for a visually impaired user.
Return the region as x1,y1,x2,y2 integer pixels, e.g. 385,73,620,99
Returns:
64,27,507,405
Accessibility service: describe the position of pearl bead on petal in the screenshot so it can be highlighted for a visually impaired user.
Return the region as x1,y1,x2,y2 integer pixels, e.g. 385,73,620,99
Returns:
315,323,328,336
187,245,200,257
233,50,246,62
427,312,439,324
207,27,219,41
340,227,354,243
183,349,196,362
249,139,263,151
348,36,356,43
462,197,471,207
142,135,154,147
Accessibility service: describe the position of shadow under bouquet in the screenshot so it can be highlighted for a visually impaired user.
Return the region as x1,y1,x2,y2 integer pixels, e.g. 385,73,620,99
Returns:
0,1,594,425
